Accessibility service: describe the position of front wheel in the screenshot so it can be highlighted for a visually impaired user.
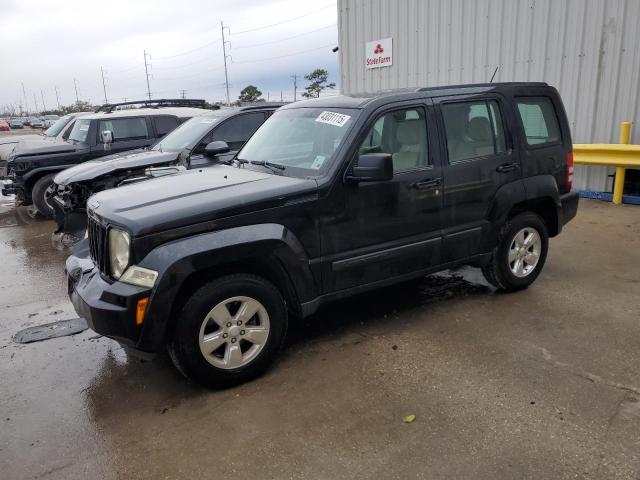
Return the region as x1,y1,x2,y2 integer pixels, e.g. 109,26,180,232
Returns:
31,173,57,218
168,274,288,389
482,212,549,292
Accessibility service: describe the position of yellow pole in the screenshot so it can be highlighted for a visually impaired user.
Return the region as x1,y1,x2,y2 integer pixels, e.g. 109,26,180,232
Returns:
612,121,631,204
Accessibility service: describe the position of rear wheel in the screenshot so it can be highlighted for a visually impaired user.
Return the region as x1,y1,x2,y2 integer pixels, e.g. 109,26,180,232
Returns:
31,173,57,218
482,212,549,291
168,274,288,389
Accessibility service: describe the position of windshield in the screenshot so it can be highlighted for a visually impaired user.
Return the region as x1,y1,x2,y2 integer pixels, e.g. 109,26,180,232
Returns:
68,118,92,143
152,114,223,152
237,107,357,176
43,115,72,137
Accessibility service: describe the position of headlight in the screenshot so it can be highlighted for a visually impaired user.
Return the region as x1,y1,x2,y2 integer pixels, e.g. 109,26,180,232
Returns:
109,228,130,279
120,266,158,288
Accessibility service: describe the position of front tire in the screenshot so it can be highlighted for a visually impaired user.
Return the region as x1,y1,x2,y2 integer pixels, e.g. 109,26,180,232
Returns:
168,274,288,389
482,212,549,292
31,173,56,218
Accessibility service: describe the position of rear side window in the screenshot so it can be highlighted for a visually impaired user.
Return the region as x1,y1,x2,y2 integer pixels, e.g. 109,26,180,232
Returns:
441,100,506,163
98,117,148,142
152,115,179,138
516,97,561,146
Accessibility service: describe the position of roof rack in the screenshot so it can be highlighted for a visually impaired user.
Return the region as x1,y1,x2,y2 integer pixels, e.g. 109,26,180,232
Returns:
238,102,287,111
95,98,208,113
414,82,548,92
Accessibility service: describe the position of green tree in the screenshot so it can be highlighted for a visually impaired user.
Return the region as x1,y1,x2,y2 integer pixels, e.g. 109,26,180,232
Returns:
238,85,262,103
302,69,336,99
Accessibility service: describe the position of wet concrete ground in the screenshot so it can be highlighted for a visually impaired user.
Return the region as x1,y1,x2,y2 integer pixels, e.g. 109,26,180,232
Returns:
0,196,639,479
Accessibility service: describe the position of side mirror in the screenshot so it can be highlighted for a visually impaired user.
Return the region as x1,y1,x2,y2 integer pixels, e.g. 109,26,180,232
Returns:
347,153,393,182
100,130,113,144
204,141,230,157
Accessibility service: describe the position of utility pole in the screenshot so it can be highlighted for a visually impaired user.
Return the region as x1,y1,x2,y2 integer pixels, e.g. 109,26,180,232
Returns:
21,82,28,114
40,89,46,112
280,90,283,102
143,50,152,100
100,67,108,104
290,75,298,102
179,89,187,99
33,93,38,114
221,21,231,106
73,78,80,104
267,92,270,102
54,85,60,109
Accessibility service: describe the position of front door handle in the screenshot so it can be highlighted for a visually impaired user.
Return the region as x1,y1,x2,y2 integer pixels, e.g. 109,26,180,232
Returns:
413,178,441,190
496,162,519,173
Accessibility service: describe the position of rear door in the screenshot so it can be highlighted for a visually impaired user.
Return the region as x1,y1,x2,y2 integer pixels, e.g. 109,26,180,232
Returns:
151,115,180,139
435,95,520,261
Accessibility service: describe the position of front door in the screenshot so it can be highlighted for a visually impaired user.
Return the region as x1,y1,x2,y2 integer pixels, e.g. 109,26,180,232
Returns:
95,116,154,156
435,96,521,261
321,103,444,292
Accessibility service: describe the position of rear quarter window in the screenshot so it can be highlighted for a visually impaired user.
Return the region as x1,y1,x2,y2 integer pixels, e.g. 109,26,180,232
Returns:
516,97,561,146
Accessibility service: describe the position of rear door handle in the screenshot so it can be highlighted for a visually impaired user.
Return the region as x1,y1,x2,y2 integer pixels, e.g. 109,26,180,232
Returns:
413,178,441,190
496,162,519,173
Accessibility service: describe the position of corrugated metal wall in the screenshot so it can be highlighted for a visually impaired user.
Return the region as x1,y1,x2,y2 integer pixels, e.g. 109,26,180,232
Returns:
337,0,640,191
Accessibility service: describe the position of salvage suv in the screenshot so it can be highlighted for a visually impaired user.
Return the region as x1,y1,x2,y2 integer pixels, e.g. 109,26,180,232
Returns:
51,104,282,239
2,99,210,217
66,83,578,388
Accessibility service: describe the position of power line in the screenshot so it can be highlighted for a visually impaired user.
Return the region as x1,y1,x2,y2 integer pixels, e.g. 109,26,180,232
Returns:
233,44,335,65
152,56,216,70
153,38,222,60
232,4,336,35
233,24,335,49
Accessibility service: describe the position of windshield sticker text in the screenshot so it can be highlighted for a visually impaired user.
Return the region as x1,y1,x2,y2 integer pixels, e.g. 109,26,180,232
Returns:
315,111,351,127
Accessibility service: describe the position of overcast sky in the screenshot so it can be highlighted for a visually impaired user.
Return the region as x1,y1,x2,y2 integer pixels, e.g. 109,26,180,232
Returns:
0,0,339,111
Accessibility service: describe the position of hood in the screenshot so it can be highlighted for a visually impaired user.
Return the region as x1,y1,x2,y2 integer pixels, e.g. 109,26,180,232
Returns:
12,138,78,158
54,149,174,185
90,165,317,236
0,134,44,146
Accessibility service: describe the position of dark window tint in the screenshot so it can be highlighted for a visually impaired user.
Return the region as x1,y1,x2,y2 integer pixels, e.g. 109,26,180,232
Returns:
358,107,429,172
98,117,148,141
516,97,561,145
442,100,506,163
211,112,266,150
153,115,179,138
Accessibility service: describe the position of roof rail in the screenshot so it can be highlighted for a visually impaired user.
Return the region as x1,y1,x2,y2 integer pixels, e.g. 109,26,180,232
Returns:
414,81,548,92
238,102,287,111
95,98,208,113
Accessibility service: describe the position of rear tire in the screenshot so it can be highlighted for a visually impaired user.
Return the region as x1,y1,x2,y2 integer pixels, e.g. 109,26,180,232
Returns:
168,274,288,389
31,173,56,219
482,212,549,292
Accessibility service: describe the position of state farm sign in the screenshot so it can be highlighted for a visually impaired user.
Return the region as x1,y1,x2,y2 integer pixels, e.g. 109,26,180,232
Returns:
365,37,393,69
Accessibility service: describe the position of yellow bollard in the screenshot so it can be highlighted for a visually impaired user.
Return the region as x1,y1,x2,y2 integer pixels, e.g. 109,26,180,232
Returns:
612,121,632,204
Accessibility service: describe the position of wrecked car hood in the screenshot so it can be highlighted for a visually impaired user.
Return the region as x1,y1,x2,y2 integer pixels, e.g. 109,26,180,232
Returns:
54,149,176,185
90,164,317,236
12,138,78,158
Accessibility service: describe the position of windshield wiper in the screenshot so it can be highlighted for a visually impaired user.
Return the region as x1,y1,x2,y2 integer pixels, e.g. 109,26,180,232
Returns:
242,160,286,173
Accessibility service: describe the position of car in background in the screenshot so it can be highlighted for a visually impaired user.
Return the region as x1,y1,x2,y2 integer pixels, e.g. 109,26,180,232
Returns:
42,115,60,128
0,120,10,132
29,117,44,129
2,99,211,217
22,117,32,127
0,112,93,180
9,118,24,129
51,103,282,239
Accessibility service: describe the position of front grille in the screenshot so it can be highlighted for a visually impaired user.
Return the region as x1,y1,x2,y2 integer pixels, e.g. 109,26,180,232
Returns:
87,214,109,273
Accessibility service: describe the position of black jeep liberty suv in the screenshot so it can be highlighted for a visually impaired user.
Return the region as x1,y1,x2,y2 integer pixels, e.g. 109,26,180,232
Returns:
66,83,579,388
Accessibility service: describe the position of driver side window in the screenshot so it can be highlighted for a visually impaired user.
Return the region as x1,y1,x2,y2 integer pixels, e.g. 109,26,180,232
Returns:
358,108,429,172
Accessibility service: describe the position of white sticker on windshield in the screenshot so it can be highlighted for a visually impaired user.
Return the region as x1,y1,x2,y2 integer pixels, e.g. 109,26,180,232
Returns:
200,118,218,124
79,125,89,131
315,111,351,127
310,155,326,170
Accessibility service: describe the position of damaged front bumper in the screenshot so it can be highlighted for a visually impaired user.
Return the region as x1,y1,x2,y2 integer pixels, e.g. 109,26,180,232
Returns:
51,183,89,237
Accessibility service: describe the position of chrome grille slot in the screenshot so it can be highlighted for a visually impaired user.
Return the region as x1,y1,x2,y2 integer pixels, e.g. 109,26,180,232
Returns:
87,214,108,273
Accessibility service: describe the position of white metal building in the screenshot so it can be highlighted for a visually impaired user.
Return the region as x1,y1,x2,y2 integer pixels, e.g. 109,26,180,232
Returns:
337,0,640,192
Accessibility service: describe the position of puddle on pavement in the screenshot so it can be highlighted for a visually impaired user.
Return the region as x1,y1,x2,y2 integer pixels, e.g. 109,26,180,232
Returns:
13,318,88,343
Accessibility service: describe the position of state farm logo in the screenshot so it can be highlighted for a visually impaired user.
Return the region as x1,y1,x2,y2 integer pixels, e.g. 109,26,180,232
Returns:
365,37,393,69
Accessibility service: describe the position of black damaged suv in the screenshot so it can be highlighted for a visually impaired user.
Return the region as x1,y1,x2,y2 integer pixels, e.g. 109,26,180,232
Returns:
66,83,578,388
2,99,210,217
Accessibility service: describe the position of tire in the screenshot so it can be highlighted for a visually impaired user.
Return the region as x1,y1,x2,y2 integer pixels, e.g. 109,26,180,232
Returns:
168,274,288,389
482,212,549,292
31,173,57,219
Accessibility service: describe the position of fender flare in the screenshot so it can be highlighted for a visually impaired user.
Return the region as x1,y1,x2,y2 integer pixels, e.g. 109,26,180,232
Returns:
22,165,75,185
134,223,317,352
